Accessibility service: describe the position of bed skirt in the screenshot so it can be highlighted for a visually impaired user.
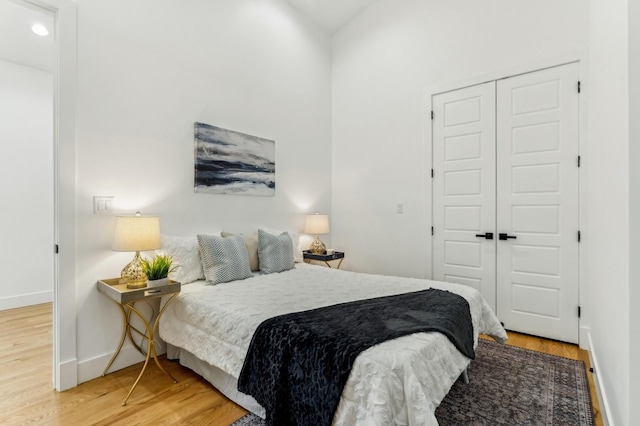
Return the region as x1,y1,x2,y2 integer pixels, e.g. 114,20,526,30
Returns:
167,343,266,419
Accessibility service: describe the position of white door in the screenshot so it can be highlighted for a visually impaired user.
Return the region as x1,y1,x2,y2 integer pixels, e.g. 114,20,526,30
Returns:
496,63,580,343
432,82,497,310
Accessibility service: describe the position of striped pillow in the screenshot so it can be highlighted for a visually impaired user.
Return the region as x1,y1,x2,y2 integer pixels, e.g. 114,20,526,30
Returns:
197,234,253,285
258,229,295,274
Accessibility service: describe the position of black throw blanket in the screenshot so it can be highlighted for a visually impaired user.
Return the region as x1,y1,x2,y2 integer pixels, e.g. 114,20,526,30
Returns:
237,288,475,426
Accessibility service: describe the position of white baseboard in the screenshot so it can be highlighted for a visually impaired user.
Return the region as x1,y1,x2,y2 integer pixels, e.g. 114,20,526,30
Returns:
579,325,590,350
56,357,78,391
78,346,145,384
77,343,168,384
587,332,613,426
0,290,53,311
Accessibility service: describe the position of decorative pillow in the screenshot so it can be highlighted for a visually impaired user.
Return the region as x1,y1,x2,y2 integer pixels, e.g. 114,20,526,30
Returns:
264,228,303,263
155,235,205,284
197,234,253,285
258,229,295,274
221,232,259,272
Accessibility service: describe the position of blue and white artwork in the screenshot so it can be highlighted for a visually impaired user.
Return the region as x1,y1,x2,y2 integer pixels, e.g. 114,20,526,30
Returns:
194,122,275,196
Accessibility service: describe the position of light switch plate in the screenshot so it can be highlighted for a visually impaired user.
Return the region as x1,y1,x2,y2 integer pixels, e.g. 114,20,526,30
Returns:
94,196,114,214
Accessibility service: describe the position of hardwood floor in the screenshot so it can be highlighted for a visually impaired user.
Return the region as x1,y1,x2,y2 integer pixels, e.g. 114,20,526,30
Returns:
0,303,247,426
1,303,602,425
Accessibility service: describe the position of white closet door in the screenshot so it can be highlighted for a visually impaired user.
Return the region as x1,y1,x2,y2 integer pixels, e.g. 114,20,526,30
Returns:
496,63,580,343
432,82,497,310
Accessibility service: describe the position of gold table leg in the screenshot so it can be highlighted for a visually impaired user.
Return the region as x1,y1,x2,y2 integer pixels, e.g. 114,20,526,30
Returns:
306,258,344,269
120,293,178,406
149,294,179,382
127,301,153,356
323,258,344,269
102,303,128,376
101,294,179,405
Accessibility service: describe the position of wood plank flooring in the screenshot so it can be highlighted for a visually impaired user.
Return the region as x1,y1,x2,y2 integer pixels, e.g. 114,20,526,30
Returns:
1,303,602,425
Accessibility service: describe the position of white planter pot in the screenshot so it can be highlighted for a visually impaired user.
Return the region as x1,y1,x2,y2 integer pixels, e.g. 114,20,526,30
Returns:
147,277,169,288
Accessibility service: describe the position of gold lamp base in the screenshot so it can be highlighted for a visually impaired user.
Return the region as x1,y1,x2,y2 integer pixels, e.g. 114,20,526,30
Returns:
121,252,148,289
309,236,326,255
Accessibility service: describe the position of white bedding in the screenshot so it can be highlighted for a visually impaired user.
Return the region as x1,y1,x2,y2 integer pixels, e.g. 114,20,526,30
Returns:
159,264,507,425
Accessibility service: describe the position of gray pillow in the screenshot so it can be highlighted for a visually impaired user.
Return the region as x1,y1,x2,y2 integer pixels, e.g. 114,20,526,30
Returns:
258,229,295,274
197,234,252,285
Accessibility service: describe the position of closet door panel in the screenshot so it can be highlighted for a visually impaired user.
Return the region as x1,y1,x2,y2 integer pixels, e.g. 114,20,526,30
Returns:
432,82,497,310
496,63,580,343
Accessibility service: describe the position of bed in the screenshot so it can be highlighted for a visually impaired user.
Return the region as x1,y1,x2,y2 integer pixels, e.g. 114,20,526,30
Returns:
159,258,507,426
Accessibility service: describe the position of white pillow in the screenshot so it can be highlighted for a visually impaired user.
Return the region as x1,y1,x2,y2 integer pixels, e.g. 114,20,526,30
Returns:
156,235,206,284
264,228,303,263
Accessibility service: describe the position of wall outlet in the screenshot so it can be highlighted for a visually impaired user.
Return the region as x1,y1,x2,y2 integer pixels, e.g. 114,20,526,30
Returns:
396,203,404,214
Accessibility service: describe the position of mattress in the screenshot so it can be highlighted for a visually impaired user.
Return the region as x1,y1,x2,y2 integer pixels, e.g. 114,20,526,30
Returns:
159,264,507,425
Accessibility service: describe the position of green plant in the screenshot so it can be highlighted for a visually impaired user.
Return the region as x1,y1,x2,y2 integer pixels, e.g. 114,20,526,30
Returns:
140,254,178,280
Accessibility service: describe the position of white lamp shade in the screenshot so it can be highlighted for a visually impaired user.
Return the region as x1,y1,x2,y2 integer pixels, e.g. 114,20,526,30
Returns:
304,214,330,235
112,215,161,252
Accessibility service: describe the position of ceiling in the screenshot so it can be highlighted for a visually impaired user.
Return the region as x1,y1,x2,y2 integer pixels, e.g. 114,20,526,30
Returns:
0,0,375,74
0,0,54,73
283,0,379,34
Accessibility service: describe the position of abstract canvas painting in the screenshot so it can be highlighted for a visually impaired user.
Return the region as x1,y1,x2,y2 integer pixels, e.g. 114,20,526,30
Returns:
194,122,275,196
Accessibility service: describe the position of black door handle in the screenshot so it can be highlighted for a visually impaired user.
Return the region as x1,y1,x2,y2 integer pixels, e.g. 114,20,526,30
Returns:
499,233,517,240
475,232,494,240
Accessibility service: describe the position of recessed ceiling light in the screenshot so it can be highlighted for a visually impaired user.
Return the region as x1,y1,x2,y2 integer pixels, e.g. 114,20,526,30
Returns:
31,23,49,37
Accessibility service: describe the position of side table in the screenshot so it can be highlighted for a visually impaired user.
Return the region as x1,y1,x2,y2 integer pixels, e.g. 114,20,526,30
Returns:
97,278,181,405
303,250,345,269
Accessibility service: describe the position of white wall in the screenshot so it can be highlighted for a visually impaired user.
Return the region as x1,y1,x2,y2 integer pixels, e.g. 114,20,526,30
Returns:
0,59,53,310
331,0,587,278
74,0,332,382
587,0,630,423
629,0,640,421
65,4,638,418
332,1,638,421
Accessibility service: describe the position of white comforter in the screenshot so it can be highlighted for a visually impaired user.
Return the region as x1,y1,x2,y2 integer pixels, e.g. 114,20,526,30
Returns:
159,264,507,425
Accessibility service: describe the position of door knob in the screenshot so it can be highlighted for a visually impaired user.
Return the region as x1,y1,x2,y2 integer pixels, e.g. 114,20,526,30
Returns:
499,233,517,240
475,232,494,240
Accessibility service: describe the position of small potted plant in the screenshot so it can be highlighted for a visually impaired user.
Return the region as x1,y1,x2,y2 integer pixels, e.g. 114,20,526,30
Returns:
140,254,178,287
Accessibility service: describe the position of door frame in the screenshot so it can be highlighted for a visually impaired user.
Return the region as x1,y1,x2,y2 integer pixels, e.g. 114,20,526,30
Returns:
19,0,78,391
425,52,589,348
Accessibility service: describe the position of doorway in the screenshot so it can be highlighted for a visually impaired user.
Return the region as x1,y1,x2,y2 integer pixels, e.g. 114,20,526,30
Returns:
432,63,581,343
0,0,78,391
0,0,54,311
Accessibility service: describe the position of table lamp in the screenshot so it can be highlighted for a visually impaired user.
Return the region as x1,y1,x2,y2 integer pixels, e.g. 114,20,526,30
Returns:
112,212,161,288
304,213,330,255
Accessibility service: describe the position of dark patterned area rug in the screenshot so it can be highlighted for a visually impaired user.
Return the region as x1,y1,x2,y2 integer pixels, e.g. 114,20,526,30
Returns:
231,339,594,425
